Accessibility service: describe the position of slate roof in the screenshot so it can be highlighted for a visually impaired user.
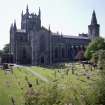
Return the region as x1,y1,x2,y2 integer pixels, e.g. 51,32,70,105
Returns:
52,34,89,40
62,35,89,40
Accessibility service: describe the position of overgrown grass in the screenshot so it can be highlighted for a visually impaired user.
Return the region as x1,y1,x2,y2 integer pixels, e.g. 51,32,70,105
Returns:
0,63,100,105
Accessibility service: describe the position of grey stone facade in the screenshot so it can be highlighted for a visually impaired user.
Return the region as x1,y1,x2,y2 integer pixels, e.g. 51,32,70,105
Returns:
10,6,100,65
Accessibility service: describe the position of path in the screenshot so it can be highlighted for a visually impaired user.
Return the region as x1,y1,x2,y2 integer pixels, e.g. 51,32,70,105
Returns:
25,67,49,83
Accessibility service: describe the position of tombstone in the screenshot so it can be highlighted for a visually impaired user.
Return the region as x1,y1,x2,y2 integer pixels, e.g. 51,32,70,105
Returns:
92,63,97,70
3,63,9,70
28,83,32,88
71,63,75,74
86,73,90,79
65,68,69,75
9,64,14,73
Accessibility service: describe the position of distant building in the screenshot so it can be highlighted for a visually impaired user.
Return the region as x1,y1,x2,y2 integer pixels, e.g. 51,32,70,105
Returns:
10,6,100,65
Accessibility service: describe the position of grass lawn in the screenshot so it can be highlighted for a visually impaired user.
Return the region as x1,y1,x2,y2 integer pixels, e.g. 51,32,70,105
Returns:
0,63,100,105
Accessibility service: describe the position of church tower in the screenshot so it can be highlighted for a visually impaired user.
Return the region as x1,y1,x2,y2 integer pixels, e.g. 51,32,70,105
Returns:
88,10,100,40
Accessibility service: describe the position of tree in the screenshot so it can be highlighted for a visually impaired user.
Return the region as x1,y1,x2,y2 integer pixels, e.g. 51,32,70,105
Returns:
98,50,105,70
3,44,10,54
95,50,105,105
0,44,11,63
91,51,99,64
85,37,105,59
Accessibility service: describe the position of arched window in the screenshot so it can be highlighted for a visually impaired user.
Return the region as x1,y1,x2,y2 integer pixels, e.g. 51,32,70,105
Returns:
22,48,27,58
21,48,27,64
54,48,59,58
62,48,65,58
40,35,46,52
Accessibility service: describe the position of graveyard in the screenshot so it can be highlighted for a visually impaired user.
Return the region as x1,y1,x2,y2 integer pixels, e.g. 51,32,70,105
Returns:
0,63,100,105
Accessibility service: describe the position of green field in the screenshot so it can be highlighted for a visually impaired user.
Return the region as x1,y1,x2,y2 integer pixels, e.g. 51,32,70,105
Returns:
0,63,100,105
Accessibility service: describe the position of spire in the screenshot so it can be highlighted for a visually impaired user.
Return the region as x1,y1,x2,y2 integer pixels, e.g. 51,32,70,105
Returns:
91,10,97,25
26,4,29,14
61,32,62,36
10,23,13,29
49,25,50,32
10,23,13,33
38,7,41,18
48,25,51,34
88,10,100,40
21,10,23,17
14,20,17,31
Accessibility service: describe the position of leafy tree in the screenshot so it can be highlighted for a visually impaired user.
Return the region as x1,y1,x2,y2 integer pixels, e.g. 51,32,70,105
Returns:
98,50,105,71
90,50,105,105
3,44,10,54
85,37,105,59
91,51,99,64
0,44,10,56
95,50,105,105
85,39,105,105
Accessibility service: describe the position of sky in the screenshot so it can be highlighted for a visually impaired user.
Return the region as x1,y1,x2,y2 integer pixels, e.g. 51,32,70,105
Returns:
0,0,105,49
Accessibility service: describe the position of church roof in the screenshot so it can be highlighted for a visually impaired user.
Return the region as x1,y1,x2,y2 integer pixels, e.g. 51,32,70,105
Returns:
91,10,97,25
62,35,89,40
52,34,89,40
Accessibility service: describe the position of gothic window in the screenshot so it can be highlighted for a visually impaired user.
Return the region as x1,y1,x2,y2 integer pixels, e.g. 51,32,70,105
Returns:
68,47,71,57
21,48,27,60
62,48,65,58
20,36,23,41
54,47,59,58
40,35,46,52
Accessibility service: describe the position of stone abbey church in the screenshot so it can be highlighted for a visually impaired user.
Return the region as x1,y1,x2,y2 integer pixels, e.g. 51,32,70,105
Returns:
10,5,100,65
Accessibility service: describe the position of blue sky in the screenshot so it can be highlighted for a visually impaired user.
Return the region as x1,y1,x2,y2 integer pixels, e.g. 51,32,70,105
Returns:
0,0,105,49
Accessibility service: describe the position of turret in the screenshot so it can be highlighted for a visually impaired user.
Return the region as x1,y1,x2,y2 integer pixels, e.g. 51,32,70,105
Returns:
13,20,17,31
21,10,23,17
91,10,97,25
49,25,51,33
26,4,29,14
35,7,41,31
10,23,15,55
38,7,41,18
21,10,23,28
10,24,13,33
88,10,100,40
